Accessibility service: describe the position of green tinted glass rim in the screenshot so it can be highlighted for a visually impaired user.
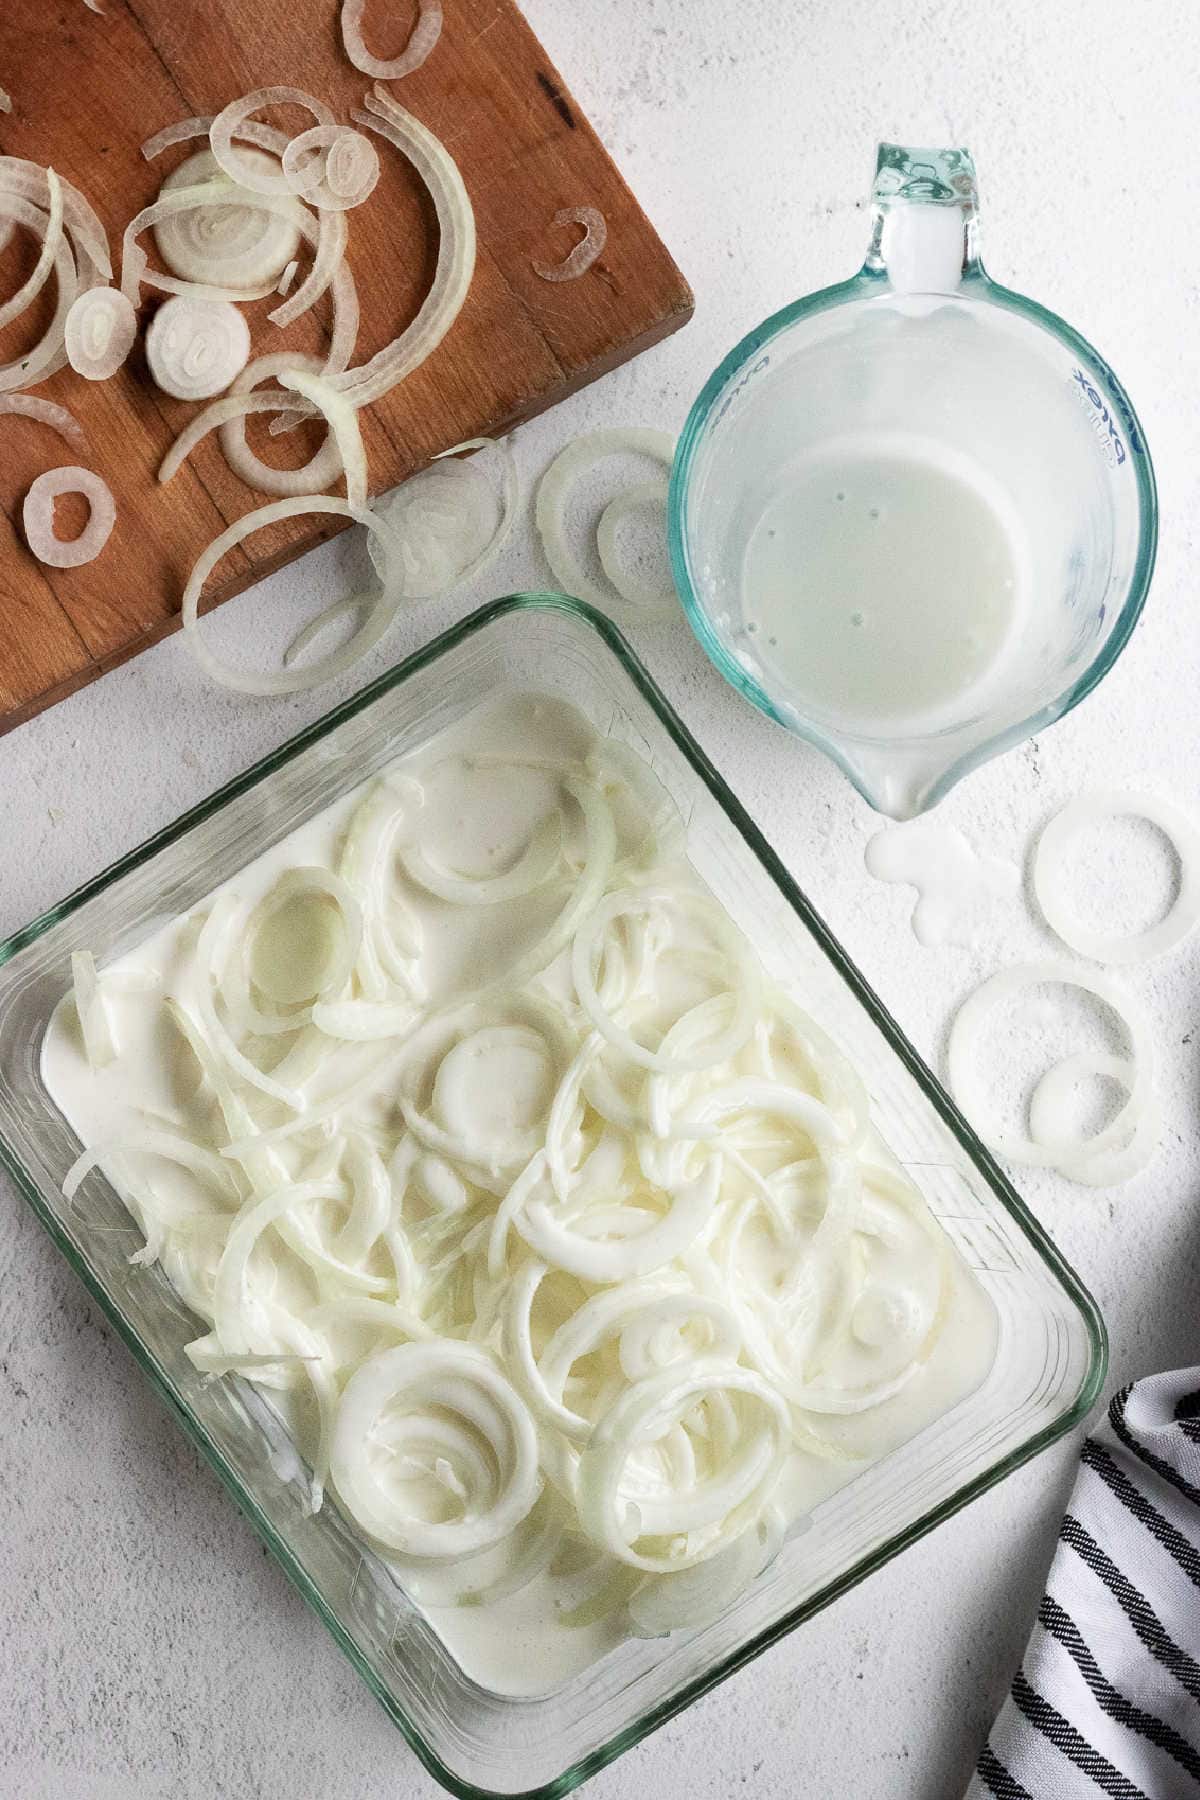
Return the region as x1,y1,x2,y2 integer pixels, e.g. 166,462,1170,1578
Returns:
667,270,1158,810
0,592,1107,1800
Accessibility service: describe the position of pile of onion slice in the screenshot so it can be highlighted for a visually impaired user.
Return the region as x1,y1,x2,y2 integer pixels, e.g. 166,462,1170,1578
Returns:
62,728,961,1641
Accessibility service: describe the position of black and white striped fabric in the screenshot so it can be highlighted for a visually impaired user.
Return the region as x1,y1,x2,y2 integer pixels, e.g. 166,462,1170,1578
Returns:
968,1368,1200,1799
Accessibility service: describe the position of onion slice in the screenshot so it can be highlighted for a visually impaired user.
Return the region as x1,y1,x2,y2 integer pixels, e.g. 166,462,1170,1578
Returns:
64,286,137,381
340,0,443,79
282,125,380,212
946,960,1153,1169
23,467,116,568
146,295,251,401
72,951,116,1069
0,394,88,451
209,88,334,197
536,427,677,620
1028,1051,1160,1188
596,477,675,614
339,87,475,407
1033,791,1200,965
181,496,403,696
329,1341,540,1557
532,205,607,282
277,367,368,509
0,190,79,393
0,166,62,333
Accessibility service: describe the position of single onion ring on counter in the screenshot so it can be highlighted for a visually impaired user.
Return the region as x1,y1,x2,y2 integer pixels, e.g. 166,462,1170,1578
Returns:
1033,791,1200,965
145,295,251,401
340,0,443,78
535,427,677,621
1028,1051,1161,1188
281,124,380,211
532,205,607,282
180,495,403,696
329,1341,540,1557
23,466,116,567
64,286,137,380
596,476,675,614
947,960,1153,1170
0,393,88,451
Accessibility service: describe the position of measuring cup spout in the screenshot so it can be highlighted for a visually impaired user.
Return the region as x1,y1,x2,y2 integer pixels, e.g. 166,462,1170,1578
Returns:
835,740,959,821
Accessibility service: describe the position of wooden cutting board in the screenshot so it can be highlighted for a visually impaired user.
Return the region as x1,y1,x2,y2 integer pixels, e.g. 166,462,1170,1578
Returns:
0,0,692,733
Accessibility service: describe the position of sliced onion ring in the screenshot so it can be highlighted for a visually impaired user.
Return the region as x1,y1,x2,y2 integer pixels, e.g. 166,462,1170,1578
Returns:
338,88,475,408
596,476,675,615
1028,1051,1160,1188
282,125,380,212
0,165,62,333
0,394,88,451
532,205,607,283
576,1360,788,1572
209,87,334,197
277,367,368,508
946,961,1152,1169
329,1341,540,1557
340,0,443,79
64,286,137,380
536,427,677,619
23,467,116,568
1033,791,1200,965
181,495,402,696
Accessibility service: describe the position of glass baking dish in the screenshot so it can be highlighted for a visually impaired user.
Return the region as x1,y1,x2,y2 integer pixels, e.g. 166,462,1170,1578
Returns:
0,594,1105,1800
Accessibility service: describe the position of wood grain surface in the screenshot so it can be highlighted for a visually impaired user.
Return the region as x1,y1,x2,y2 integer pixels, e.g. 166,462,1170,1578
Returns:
0,0,692,732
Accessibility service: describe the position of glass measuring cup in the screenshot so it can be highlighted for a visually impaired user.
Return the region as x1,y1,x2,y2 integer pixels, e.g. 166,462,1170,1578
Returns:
668,144,1157,819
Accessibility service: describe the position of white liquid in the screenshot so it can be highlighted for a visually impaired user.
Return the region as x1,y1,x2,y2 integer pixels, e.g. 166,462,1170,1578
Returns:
41,696,997,1697
865,821,1020,947
742,437,1028,732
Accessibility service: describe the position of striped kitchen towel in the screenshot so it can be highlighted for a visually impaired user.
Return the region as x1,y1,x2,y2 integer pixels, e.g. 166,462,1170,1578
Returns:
968,1367,1200,1799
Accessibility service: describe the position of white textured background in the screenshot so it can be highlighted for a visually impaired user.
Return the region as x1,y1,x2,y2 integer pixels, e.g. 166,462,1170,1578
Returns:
3,2,1199,1796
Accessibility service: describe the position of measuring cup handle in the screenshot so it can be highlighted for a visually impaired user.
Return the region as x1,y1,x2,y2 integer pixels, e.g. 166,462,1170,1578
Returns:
863,143,982,293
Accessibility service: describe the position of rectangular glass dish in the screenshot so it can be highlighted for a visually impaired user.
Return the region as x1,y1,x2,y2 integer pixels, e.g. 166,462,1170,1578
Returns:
0,594,1105,1799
